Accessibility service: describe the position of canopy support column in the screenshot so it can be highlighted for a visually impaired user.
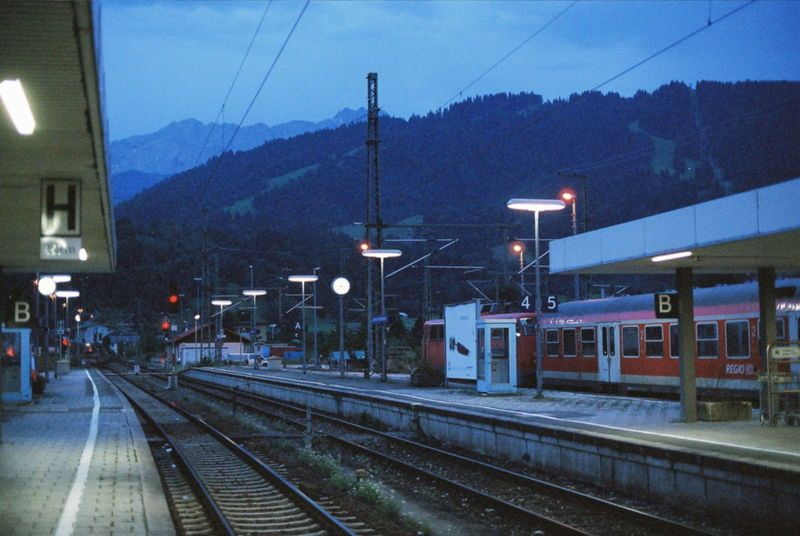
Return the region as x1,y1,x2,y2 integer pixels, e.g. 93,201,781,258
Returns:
677,267,696,423
758,267,777,406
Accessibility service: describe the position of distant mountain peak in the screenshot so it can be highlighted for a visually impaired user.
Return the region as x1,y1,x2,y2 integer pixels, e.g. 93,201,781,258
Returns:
332,107,365,124
109,107,369,203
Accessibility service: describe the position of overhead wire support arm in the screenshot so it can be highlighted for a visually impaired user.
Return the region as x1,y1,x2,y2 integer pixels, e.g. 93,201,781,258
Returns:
385,239,459,279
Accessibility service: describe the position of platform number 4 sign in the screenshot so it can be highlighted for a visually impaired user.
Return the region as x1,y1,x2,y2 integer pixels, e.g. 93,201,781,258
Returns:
521,295,558,312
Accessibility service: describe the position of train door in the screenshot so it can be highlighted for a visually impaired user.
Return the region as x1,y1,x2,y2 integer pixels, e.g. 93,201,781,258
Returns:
476,320,516,393
597,323,620,382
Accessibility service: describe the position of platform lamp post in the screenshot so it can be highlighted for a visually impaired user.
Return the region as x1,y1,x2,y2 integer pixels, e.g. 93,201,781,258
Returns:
361,249,402,381
331,277,351,377
560,188,580,299
37,276,57,379
211,299,232,362
242,289,267,360
44,276,71,378
74,313,82,352
193,314,200,360
512,242,525,293
288,275,318,374
507,199,565,398
55,290,80,366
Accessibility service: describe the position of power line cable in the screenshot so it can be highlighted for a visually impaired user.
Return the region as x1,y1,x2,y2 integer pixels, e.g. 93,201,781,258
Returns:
419,0,759,222
338,2,580,128
192,1,273,168
198,0,311,204
589,0,756,92
439,1,580,110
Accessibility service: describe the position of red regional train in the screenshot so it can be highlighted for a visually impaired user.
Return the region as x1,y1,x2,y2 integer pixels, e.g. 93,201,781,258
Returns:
421,279,800,395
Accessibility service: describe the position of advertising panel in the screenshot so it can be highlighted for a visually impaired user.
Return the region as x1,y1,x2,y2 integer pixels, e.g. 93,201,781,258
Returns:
445,301,479,380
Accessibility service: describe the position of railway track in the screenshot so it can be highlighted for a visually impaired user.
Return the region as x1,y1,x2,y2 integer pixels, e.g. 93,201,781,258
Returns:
104,369,356,536
178,368,717,536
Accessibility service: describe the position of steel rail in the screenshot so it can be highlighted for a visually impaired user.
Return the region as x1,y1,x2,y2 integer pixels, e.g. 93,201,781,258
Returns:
183,369,714,536
109,368,357,536
179,373,588,536
109,374,235,536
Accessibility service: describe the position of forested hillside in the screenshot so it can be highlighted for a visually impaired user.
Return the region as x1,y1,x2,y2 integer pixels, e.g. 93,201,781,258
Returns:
96,80,800,328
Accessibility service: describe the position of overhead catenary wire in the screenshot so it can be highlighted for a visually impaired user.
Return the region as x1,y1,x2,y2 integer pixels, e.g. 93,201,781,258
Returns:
339,1,581,128
425,0,761,225
438,1,580,110
589,0,756,92
198,0,311,204
192,1,273,169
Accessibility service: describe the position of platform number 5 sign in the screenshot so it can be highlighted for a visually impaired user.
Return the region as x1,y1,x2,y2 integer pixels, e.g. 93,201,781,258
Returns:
521,295,559,312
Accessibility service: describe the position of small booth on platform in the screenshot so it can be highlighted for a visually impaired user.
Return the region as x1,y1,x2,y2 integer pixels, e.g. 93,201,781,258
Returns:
1,327,32,403
445,301,517,394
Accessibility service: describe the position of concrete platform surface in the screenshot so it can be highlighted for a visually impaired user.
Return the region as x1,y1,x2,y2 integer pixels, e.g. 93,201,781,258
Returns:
0,369,175,536
221,365,800,472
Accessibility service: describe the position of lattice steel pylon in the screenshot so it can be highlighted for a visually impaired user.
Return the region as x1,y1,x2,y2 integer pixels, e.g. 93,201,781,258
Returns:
364,72,382,378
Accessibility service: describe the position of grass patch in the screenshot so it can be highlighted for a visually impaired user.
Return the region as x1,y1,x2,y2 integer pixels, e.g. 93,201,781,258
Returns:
264,164,319,191
224,195,254,215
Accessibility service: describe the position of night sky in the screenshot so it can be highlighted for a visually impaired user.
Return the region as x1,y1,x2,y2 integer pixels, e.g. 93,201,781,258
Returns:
102,0,800,140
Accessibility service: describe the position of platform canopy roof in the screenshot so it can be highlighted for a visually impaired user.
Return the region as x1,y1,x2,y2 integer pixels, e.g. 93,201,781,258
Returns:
549,177,800,275
0,1,115,273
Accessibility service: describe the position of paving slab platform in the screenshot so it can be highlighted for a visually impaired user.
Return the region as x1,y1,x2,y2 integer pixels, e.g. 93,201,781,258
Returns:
213,365,800,472
0,368,175,536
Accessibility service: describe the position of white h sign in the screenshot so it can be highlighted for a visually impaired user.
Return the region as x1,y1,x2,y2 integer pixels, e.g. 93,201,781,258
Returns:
41,179,82,260
41,179,81,236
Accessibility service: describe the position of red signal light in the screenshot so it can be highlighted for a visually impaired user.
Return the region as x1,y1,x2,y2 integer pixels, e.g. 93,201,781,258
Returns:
161,320,171,331
168,294,179,304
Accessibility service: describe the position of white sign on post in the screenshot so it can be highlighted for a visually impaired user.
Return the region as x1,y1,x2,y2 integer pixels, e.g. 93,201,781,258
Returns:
40,179,82,260
444,301,479,380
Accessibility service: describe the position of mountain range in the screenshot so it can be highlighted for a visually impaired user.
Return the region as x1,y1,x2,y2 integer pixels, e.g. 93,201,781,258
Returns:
95,80,800,327
109,107,366,203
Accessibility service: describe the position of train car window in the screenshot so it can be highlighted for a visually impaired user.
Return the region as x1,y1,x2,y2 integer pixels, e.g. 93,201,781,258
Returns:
645,325,663,357
622,326,639,358
429,325,444,340
580,328,596,357
519,318,536,337
545,329,559,356
609,327,615,355
725,320,750,359
562,329,577,357
696,322,719,358
669,324,679,358
601,327,608,356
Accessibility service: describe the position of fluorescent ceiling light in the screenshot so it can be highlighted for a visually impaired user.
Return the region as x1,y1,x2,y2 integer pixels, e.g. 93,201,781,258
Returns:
651,251,693,263
0,79,36,135
242,289,267,297
288,275,319,283
50,274,72,283
211,299,232,307
506,198,566,212
55,290,80,299
361,249,403,259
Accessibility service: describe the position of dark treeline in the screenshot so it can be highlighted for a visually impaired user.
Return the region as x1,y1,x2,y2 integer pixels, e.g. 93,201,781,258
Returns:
82,80,800,344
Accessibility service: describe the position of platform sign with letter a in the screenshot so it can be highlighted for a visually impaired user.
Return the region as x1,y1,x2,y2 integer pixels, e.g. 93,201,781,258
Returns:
654,293,679,319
